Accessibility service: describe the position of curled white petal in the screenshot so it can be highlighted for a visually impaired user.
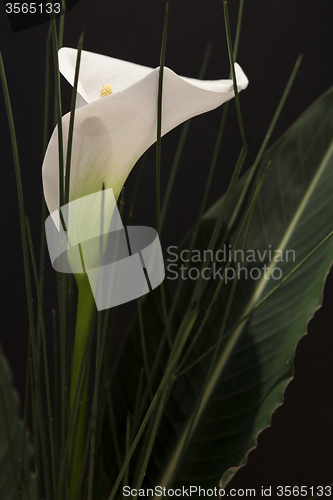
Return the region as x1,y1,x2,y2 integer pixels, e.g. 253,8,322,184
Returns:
58,47,248,103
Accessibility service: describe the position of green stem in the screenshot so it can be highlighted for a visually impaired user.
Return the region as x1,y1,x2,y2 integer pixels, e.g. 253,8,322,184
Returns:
69,274,95,500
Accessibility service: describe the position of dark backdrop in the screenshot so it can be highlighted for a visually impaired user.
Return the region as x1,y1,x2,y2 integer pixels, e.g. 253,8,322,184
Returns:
1,0,333,496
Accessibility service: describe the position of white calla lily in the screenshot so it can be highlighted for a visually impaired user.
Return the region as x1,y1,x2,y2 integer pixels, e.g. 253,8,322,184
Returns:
42,47,248,228
41,49,248,497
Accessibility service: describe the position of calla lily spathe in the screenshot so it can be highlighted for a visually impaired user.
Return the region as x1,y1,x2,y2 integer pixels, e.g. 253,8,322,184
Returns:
42,48,248,258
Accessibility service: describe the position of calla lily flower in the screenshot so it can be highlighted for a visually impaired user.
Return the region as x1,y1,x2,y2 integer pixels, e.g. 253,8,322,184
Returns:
42,48,248,227
42,49,249,275
41,50,248,496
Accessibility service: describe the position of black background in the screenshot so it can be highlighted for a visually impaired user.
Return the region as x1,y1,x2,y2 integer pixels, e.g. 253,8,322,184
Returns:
1,0,333,497
3,0,81,31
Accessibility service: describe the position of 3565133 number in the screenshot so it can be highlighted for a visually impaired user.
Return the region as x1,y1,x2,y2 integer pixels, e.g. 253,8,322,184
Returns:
276,486,332,497
5,3,61,14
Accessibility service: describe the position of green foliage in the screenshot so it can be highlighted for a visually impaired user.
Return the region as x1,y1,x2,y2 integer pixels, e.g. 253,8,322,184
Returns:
0,346,36,500
104,87,333,495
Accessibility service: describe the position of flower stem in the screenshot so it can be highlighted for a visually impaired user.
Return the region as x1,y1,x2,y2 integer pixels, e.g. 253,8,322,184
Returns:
69,274,95,500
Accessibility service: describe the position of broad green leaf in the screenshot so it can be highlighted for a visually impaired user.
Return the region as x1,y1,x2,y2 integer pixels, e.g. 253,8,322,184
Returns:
104,87,333,495
0,346,37,500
